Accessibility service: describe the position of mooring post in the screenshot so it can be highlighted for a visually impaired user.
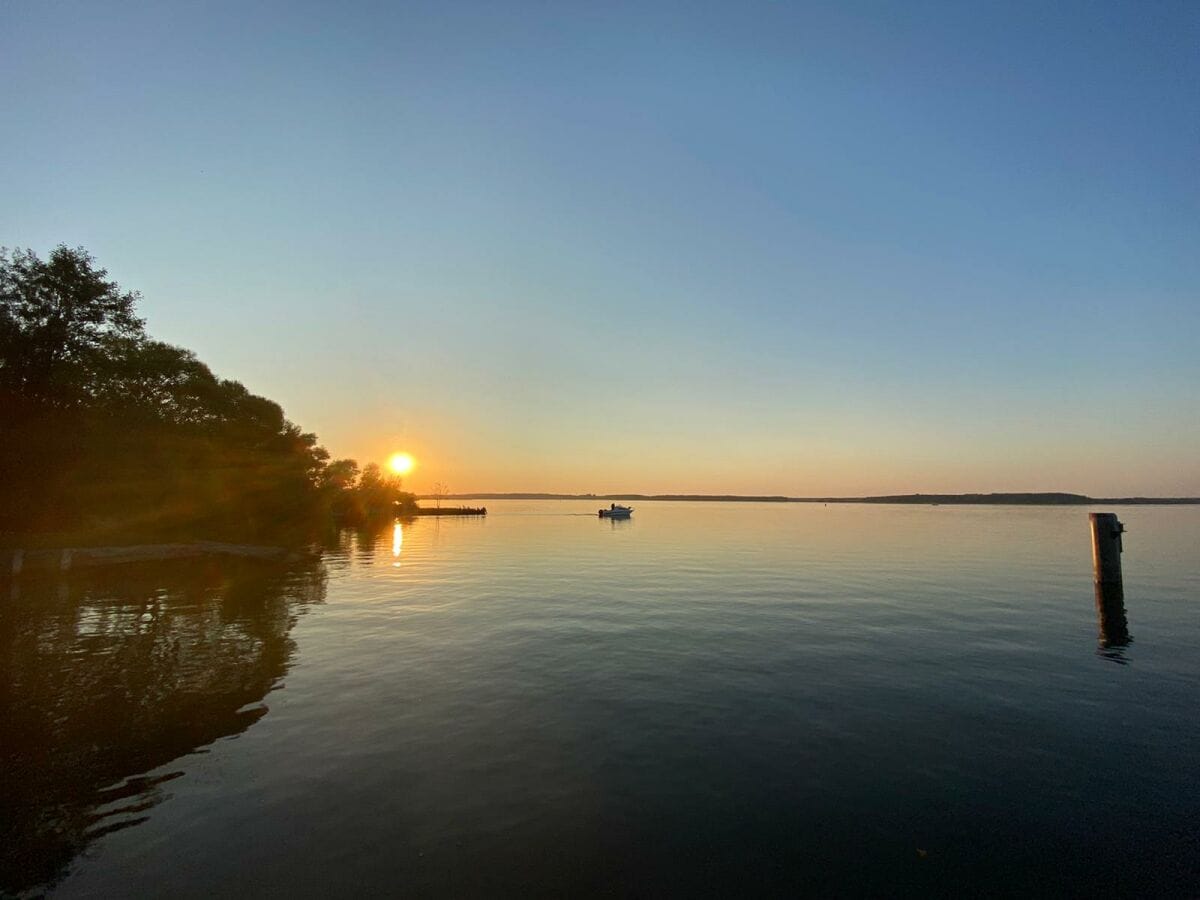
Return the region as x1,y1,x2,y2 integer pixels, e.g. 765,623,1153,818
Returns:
1089,513,1124,586
1089,512,1129,647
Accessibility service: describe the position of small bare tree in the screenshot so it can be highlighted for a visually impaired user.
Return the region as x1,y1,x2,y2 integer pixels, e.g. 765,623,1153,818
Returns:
432,481,448,509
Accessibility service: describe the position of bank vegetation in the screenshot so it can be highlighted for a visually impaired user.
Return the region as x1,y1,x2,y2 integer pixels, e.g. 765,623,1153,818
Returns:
1,245,414,543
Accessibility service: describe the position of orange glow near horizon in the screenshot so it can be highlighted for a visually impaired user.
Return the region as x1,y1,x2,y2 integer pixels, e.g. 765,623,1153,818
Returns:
322,426,1197,499
388,452,415,476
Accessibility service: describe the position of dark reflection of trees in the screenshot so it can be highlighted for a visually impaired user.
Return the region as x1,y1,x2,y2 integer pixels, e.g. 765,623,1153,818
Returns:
0,556,326,896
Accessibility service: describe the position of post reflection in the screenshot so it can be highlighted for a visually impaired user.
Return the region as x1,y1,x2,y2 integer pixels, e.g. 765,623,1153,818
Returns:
0,556,326,896
1095,581,1131,663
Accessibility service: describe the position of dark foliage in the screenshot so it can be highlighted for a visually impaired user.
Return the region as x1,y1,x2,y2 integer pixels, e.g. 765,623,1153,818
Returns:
0,246,412,541
321,460,417,524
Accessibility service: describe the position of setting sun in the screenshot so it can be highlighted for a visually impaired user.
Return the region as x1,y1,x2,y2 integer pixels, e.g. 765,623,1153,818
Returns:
388,452,415,476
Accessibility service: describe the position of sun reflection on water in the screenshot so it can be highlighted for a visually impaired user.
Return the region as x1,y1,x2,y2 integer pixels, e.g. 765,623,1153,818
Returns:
391,521,403,567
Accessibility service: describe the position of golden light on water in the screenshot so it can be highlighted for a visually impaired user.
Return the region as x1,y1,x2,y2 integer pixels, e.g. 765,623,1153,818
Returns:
388,452,415,476
392,521,403,566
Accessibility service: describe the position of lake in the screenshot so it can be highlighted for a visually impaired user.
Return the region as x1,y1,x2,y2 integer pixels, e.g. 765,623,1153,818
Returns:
2,501,1198,896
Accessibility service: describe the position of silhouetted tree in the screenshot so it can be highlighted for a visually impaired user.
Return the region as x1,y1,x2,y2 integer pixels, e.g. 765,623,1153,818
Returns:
320,459,361,521
0,246,144,407
0,246,337,539
322,459,360,492
355,463,416,518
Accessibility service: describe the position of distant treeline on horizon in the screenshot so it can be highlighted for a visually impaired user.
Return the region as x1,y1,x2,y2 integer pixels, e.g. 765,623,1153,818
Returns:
424,492,1200,506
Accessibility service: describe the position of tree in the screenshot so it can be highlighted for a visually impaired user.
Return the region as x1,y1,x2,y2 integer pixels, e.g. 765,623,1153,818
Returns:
321,459,360,493
0,245,339,539
432,481,448,509
1,246,144,407
353,463,417,519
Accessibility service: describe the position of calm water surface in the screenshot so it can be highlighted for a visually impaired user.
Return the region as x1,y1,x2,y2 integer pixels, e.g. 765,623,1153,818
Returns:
3,502,1198,896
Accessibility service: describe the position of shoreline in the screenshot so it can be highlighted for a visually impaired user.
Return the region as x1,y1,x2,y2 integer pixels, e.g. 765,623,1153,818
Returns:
1,542,299,576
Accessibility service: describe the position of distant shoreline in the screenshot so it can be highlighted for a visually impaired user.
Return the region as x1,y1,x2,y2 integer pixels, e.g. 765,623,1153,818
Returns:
419,492,1200,506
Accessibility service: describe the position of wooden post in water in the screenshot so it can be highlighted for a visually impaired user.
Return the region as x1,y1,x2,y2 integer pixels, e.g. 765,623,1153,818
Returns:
1089,512,1129,647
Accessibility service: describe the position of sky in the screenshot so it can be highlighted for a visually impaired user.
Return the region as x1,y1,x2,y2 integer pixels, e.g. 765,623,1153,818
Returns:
3,0,1197,496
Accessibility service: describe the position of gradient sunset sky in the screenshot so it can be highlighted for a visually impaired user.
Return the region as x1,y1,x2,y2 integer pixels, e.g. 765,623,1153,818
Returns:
4,1,1197,496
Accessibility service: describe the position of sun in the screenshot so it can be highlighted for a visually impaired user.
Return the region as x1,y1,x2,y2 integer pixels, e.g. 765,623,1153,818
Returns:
388,452,415,476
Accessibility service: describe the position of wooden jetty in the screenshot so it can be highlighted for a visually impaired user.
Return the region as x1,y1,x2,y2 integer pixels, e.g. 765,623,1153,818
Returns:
413,507,487,517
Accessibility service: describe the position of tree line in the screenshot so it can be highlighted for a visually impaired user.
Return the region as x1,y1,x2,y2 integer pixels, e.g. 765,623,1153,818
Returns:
0,245,415,541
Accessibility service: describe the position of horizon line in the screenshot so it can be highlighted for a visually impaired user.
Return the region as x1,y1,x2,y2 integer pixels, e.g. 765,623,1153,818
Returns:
414,491,1200,506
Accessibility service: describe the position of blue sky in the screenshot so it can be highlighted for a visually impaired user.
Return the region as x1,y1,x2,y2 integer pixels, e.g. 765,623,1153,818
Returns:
3,0,1197,494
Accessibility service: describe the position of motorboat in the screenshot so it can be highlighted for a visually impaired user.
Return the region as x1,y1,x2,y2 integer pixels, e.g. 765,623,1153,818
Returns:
599,503,633,519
